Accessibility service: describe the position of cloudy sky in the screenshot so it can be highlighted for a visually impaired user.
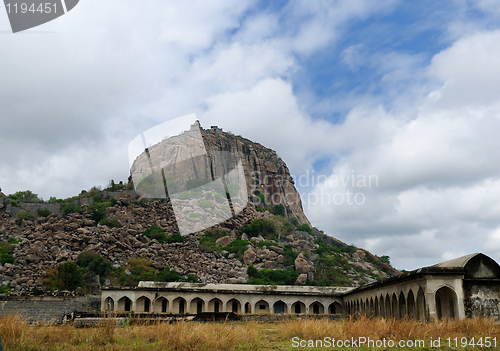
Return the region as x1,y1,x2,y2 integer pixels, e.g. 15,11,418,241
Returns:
2,0,500,271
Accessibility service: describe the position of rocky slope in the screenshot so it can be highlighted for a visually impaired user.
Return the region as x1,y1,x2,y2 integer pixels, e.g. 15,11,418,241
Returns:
0,127,398,294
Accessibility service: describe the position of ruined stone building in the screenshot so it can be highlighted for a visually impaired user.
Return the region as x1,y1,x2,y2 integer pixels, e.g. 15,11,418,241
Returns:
102,252,500,321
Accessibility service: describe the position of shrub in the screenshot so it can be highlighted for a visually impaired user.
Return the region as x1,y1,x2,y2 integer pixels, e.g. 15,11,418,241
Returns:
204,228,230,241
143,225,167,243
283,244,298,266
189,212,202,219
226,184,240,197
257,193,266,206
37,208,51,217
110,198,118,207
246,265,299,285
87,203,107,222
16,210,34,221
380,255,390,264
11,190,40,202
77,251,111,276
290,217,299,226
198,200,212,209
43,261,84,291
224,239,249,261
214,193,226,203
271,204,285,216
61,202,81,215
296,223,313,235
99,217,121,228
241,219,276,239
165,232,184,243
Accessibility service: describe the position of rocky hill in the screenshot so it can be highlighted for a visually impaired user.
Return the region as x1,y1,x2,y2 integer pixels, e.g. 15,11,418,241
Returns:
0,126,398,295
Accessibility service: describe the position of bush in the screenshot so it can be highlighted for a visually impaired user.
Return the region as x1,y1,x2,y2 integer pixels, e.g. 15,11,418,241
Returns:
99,217,121,228
241,219,276,239
224,239,249,261
380,255,390,264
17,210,34,221
198,200,212,209
10,190,40,202
283,244,298,266
110,198,118,207
257,193,266,206
214,193,226,203
87,203,107,222
143,225,167,243
296,223,313,235
37,208,51,217
43,262,83,291
61,202,81,215
165,232,184,243
189,212,202,219
271,204,285,216
77,251,111,276
246,265,299,285
290,217,299,226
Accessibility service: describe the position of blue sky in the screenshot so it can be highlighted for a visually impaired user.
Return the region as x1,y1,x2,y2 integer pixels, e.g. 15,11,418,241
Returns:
2,0,500,270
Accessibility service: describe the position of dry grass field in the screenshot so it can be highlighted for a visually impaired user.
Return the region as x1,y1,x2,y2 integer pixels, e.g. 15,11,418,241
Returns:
0,314,499,350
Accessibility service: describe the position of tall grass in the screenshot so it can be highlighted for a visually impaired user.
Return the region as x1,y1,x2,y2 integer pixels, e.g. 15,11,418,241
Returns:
278,315,500,341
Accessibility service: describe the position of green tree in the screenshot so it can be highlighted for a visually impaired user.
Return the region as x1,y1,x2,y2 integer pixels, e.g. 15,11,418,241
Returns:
380,255,390,264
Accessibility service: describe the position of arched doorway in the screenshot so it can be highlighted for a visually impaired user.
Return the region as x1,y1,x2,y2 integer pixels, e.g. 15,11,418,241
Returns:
255,300,270,313
329,302,343,314
104,297,114,311
136,296,151,312
407,290,416,320
226,299,241,313
385,294,391,317
154,297,168,313
292,301,306,314
416,288,426,321
435,286,457,319
398,292,406,319
273,300,287,314
173,297,187,314
190,298,205,314
209,298,223,313
244,302,251,314
391,293,398,318
310,301,324,314
117,296,132,312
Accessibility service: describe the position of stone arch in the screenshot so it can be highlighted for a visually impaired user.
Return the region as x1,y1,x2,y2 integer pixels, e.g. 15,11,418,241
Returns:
227,299,241,313
255,300,270,313
136,296,151,312
104,297,114,311
117,296,132,312
310,301,324,314
379,295,385,318
407,290,416,320
154,297,168,313
416,288,426,321
356,300,360,313
385,293,391,318
172,297,187,314
398,291,406,319
190,298,205,314
208,298,223,313
273,300,288,314
435,286,458,319
292,301,306,314
329,302,343,314
374,297,379,317
369,297,374,317
391,293,398,318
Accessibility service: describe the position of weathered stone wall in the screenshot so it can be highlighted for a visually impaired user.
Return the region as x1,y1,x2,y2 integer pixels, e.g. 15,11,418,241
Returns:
464,282,500,321
0,295,100,324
